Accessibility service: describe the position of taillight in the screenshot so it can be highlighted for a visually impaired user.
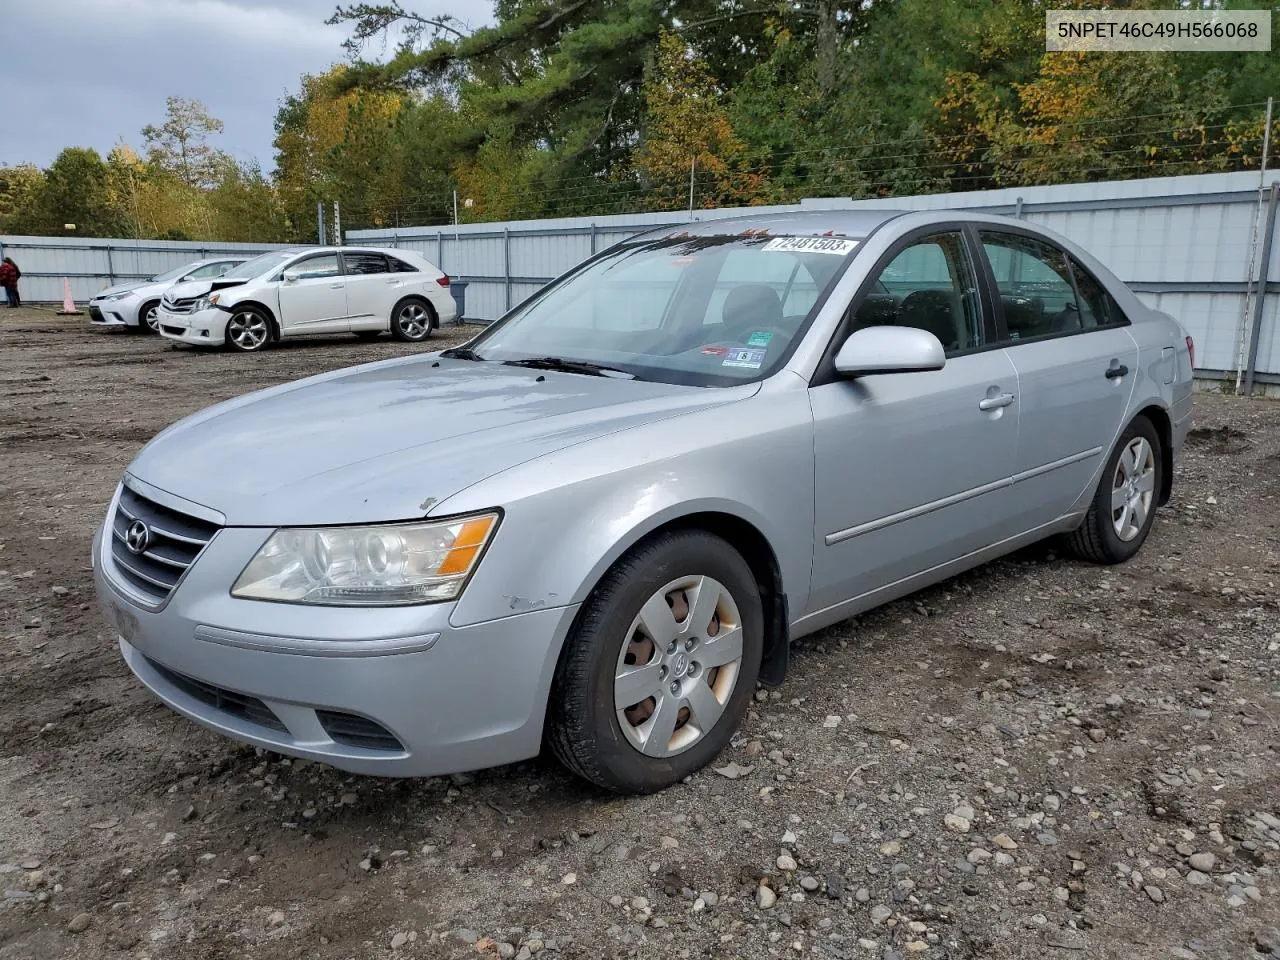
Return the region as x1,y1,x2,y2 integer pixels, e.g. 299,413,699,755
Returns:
1186,335,1195,368
436,275,450,287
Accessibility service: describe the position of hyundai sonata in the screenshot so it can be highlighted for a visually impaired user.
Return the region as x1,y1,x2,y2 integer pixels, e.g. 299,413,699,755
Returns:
93,210,1193,793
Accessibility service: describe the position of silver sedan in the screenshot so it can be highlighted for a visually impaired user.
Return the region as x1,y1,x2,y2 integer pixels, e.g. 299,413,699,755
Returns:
92,210,1193,794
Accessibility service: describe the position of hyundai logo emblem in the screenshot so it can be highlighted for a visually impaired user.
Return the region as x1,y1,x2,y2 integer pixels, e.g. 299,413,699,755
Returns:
124,519,151,555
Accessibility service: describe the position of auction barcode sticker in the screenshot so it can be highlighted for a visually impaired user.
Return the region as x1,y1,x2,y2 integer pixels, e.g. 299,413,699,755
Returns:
1047,9,1270,52
762,236,859,256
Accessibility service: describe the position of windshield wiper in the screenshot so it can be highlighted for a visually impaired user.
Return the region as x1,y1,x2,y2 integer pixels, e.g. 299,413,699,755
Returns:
440,346,487,361
501,356,637,379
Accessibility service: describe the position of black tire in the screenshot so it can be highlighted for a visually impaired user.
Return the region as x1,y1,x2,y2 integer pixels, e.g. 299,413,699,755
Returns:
353,331,382,341
137,300,161,334
224,306,273,353
1064,416,1163,564
390,297,435,342
548,530,764,794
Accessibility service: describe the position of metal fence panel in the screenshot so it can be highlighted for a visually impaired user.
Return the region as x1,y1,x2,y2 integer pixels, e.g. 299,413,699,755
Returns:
5,170,1278,381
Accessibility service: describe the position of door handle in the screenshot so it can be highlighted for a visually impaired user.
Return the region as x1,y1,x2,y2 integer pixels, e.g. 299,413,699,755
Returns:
1105,364,1129,379
329,283,344,289
978,393,1015,411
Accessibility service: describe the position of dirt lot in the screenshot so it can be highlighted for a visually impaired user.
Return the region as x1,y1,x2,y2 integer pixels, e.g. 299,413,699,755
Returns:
0,305,1277,960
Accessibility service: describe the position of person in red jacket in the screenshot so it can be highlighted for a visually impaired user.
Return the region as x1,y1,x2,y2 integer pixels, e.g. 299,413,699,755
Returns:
0,257,19,307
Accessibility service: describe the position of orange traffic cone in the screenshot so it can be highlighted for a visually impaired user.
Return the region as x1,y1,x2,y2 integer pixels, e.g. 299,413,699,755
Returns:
57,277,83,315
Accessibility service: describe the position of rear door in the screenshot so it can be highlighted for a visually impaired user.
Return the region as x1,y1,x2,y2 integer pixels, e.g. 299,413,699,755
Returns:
807,228,1022,616
977,229,1138,528
276,253,348,335
341,251,396,331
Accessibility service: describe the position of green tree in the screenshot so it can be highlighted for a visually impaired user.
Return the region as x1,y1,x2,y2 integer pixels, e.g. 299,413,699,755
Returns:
142,96,229,189
26,148,128,236
0,165,47,234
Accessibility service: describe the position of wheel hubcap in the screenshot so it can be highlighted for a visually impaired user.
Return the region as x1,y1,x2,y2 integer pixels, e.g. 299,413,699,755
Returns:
398,304,427,338
613,575,744,758
1111,436,1155,542
145,306,158,331
229,313,267,349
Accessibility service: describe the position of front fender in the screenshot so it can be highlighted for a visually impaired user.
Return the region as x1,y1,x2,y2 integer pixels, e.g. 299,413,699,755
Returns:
436,388,816,629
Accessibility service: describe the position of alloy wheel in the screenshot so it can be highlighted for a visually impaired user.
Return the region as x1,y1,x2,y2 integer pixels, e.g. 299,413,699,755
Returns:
396,303,430,339
227,311,269,350
613,575,744,758
1111,436,1156,541
144,305,160,332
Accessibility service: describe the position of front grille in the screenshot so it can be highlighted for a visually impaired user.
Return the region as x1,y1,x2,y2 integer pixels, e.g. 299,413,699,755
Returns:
160,325,185,336
317,711,404,751
109,485,219,604
162,297,200,314
146,658,287,732
88,305,106,323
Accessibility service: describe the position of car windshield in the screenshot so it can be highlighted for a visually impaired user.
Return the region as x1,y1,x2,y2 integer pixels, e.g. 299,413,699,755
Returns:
219,250,298,280
150,263,199,283
468,233,861,386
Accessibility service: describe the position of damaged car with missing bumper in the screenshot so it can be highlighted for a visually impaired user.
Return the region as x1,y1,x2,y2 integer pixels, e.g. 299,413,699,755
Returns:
93,209,1193,794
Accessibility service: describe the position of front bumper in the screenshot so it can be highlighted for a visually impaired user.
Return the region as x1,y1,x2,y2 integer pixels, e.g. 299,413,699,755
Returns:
157,307,227,346
92,499,579,777
89,301,137,327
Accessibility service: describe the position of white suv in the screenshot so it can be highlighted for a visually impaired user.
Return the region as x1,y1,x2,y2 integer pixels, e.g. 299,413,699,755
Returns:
155,246,458,352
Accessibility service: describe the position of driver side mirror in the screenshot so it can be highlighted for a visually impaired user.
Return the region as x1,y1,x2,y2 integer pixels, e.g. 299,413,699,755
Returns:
833,325,946,377
282,270,301,283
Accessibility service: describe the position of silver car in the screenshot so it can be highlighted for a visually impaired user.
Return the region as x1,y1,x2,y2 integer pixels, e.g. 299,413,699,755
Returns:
92,210,1193,794
88,257,248,333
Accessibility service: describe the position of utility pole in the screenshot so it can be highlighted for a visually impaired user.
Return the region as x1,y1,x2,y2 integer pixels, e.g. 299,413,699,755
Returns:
453,189,460,241
316,201,326,246
688,156,696,216
332,200,342,246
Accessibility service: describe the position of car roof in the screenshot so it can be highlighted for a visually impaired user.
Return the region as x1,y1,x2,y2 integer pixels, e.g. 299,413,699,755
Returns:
631,209,908,241
276,246,417,257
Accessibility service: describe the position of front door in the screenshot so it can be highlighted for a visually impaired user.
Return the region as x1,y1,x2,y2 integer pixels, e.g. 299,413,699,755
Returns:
807,229,1021,618
976,230,1139,528
277,253,348,335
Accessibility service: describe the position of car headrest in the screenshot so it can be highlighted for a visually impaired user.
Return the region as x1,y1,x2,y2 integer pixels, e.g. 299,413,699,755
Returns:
722,284,783,335
898,289,958,350
853,293,900,327
1002,295,1044,333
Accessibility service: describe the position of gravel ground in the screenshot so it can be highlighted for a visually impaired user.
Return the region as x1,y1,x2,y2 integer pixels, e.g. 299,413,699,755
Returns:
0,306,1278,960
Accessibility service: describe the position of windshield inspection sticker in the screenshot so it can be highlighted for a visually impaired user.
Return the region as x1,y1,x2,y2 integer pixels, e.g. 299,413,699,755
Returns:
722,348,767,369
762,236,859,256
746,330,774,348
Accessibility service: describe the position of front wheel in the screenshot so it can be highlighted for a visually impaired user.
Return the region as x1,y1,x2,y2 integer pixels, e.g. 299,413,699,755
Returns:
549,531,763,794
224,307,272,353
1064,416,1163,564
391,298,434,342
138,300,161,334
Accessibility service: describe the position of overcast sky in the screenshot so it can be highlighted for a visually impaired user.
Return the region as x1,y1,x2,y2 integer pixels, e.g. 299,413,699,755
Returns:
0,0,493,172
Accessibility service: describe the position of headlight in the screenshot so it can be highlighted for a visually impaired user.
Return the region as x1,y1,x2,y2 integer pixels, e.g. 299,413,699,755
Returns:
231,513,500,606
100,292,130,301
193,293,221,311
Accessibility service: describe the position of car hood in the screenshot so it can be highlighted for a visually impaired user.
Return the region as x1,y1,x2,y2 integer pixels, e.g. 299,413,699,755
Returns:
165,277,248,301
127,355,757,526
93,280,148,299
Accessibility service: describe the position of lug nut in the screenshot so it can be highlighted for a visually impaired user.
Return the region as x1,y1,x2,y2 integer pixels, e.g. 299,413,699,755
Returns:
669,681,680,695
659,666,668,679
685,638,696,651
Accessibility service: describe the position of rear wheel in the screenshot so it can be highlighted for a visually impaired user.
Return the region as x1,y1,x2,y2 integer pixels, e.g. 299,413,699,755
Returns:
391,298,434,342
1064,416,1162,564
138,300,161,334
224,307,272,353
549,531,763,794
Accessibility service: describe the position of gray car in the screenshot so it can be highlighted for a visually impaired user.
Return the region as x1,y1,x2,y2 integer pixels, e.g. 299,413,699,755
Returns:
89,257,249,333
92,210,1193,794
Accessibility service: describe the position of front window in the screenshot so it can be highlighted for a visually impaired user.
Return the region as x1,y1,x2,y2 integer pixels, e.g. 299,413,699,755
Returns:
220,250,299,281
150,263,199,283
467,234,860,385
